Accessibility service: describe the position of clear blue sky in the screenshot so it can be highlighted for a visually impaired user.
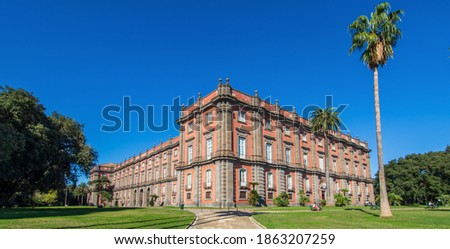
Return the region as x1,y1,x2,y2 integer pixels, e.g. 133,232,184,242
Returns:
1,0,449,181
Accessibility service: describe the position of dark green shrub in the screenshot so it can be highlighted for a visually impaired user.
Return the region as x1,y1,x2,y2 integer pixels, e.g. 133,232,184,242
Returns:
274,192,290,207
298,190,310,206
319,199,327,207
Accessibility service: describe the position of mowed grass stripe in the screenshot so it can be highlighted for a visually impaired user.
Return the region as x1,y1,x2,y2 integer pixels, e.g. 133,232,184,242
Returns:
0,207,195,229
252,208,450,229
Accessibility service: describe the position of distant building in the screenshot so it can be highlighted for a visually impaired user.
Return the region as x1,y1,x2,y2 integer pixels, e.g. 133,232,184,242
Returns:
89,79,374,207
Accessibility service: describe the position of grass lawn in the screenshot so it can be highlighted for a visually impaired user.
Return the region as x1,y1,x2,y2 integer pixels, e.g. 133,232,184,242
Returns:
0,206,195,229
252,206,450,229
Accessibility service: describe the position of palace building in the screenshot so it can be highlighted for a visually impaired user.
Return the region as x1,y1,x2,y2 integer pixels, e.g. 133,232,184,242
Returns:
89,79,375,207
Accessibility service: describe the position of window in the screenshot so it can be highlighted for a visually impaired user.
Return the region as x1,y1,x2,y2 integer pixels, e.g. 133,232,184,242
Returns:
302,133,307,142
205,169,212,187
319,156,324,170
303,152,308,166
135,174,138,184
163,153,167,160
336,181,340,193
355,164,358,175
163,167,167,178
206,138,213,160
239,191,247,199
172,184,176,194
239,169,247,187
265,119,271,129
287,175,293,191
187,122,194,132
266,143,272,163
363,166,367,178
345,161,349,173
318,138,323,146
205,191,212,199
238,111,246,122
142,162,145,169
238,137,246,159
267,192,274,200
174,149,178,156
332,143,336,151
285,126,290,136
186,192,191,200
156,155,159,162
267,172,274,189
305,177,311,192
187,146,193,164
162,186,166,196
155,168,159,179
206,112,213,123
285,148,291,164
141,173,144,183
186,173,192,189
148,170,152,181
333,160,337,171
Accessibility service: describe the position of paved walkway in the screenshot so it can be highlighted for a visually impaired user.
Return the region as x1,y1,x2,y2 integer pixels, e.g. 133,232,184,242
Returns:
187,209,263,229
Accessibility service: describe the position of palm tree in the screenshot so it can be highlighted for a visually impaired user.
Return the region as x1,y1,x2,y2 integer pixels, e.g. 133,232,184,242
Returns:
348,2,404,217
310,107,342,205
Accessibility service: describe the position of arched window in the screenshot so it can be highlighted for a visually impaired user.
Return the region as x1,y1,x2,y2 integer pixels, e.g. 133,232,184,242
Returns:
239,169,247,187
205,170,212,187
186,173,192,189
267,172,274,189
287,175,293,191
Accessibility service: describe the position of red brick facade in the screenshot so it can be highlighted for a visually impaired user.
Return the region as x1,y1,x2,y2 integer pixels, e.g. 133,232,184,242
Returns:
89,80,374,207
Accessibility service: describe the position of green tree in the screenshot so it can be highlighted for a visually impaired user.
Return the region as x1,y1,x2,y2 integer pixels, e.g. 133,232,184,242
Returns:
0,86,97,206
349,2,404,218
375,147,450,205
310,107,342,205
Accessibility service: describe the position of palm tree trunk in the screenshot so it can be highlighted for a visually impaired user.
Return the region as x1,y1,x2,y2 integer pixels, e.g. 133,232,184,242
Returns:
373,66,393,217
324,132,332,205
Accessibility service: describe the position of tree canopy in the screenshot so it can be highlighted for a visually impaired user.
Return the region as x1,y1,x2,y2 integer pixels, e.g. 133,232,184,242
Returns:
0,86,97,206
375,146,450,205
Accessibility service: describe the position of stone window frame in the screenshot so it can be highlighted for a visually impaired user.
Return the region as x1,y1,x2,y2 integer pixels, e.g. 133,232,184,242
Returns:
186,173,192,190
205,111,213,124
237,135,247,159
302,149,309,167
204,132,213,160
286,174,294,191
284,143,292,164
318,154,325,171
187,121,194,133
264,118,272,130
204,169,212,188
239,169,248,188
267,171,275,190
265,138,274,163
238,110,246,123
